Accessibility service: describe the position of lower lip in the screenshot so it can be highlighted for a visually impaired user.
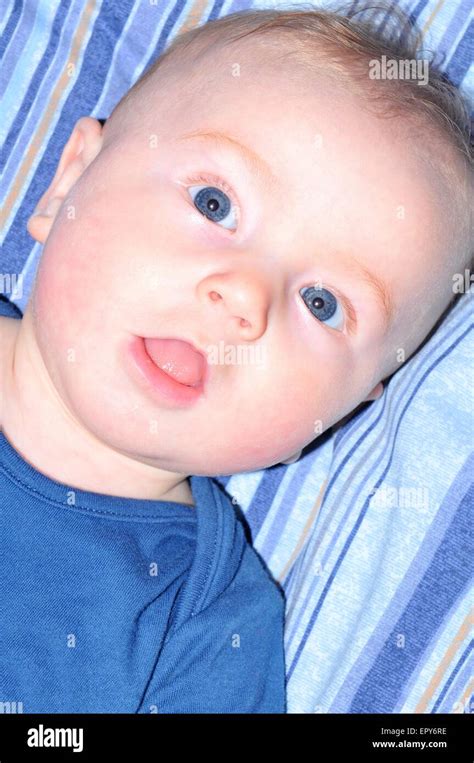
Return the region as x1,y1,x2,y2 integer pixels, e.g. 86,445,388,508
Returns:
126,336,206,407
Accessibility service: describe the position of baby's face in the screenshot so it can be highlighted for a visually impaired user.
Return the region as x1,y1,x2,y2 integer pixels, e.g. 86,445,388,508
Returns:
27,56,454,475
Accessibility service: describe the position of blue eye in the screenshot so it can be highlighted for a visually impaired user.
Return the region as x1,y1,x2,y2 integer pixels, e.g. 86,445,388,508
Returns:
299,285,344,331
188,185,238,231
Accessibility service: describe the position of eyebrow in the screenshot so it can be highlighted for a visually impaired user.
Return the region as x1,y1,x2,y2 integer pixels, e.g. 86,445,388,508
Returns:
174,128,279,193
176,129,395,331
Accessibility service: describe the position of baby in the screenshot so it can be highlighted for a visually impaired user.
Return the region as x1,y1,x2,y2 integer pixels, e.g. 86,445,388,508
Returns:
0,7,472,713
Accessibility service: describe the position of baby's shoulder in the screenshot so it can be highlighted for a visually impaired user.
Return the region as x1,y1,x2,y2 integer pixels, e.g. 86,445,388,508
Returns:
0,316,20,428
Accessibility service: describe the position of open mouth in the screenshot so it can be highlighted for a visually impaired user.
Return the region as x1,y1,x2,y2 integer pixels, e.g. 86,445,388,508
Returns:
126,335,208,407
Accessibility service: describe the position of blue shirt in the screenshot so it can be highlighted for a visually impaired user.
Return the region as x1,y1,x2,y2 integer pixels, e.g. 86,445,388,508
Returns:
0,296,286,713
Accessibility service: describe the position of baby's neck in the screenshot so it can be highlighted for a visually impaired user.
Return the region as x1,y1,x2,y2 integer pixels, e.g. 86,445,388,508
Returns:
0,315,20,426
0,310,195,506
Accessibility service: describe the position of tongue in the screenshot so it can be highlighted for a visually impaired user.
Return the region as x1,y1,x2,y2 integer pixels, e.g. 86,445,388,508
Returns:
144,338,206,386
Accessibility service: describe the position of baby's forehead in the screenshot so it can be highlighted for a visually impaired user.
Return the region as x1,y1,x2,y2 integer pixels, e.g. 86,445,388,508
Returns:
117,31,343,123
108,44,454,254
123,59,354,158
114,61,448,243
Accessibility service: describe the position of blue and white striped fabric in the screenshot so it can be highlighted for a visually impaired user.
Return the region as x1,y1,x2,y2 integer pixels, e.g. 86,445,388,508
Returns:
1,0,472,714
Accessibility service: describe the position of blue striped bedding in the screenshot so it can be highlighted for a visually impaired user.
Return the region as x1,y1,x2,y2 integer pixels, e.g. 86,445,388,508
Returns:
1,0,472,714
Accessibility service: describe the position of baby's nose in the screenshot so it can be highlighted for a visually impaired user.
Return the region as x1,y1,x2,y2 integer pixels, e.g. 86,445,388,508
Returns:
199,270,270,341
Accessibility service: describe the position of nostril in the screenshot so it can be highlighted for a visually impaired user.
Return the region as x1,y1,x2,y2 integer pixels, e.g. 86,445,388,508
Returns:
208,290,251,329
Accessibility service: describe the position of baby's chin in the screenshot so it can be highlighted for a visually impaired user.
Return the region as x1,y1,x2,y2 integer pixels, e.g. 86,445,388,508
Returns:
113,431,306,476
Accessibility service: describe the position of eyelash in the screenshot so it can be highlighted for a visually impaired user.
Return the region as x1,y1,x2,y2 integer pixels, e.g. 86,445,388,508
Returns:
326,288,358,335
184,171,241,228
184,172,357,335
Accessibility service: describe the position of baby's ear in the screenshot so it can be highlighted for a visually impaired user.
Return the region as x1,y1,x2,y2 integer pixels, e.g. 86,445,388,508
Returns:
280,450,303,465
363,381,384,402
27,117,104,244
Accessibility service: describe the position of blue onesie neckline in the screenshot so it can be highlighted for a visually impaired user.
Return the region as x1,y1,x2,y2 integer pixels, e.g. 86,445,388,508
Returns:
0,426,219,522
0,424,245,633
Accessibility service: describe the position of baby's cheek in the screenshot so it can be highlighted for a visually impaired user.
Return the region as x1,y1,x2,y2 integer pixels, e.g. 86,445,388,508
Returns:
32,258,110,409
245,377,324,460
35,204,116,323
34,252,88,337
253,348,361,454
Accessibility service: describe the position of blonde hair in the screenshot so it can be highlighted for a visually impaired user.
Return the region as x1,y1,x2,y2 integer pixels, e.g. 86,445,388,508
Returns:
110,3,472,167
